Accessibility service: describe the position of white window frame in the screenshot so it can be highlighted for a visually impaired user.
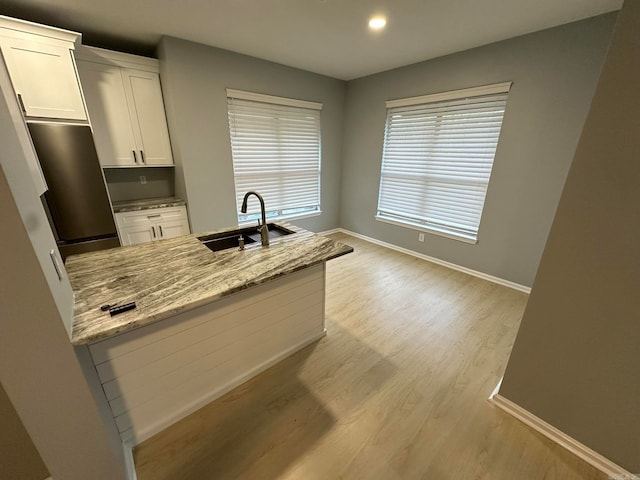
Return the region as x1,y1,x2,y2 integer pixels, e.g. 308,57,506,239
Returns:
226,89,322,225
376,82,511,244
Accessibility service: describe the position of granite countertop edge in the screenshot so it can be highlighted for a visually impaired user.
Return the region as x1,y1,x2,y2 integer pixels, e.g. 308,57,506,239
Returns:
111,197,186,213
66,223,352,346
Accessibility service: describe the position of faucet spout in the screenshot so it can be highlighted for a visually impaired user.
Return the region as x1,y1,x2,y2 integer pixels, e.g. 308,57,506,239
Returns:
240,191,269,247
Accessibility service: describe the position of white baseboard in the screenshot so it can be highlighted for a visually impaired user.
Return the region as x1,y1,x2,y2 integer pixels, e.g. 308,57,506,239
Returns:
317,228,341,236
490,393,636,479
324,228,531,294
489,377,503,399
122,440,138,480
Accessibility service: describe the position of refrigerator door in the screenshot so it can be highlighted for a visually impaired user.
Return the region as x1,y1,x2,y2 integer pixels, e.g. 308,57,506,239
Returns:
27,123,118,241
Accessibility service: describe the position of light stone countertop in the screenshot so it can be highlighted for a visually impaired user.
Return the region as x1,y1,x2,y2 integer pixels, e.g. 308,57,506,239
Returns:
65,224,353,346
111,197,186,213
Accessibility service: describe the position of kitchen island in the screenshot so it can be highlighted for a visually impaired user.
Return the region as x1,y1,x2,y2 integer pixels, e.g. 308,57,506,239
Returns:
66,223,352,444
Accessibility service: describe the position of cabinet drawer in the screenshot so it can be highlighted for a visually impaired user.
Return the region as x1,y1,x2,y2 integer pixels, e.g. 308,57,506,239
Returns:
115,206,186,227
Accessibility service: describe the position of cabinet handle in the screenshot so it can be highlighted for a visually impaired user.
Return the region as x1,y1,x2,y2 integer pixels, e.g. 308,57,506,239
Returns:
140,150,145,164
17,93,26,114
132,150,138,163
159,225,163,238
50,250,64,281
151,226,156,239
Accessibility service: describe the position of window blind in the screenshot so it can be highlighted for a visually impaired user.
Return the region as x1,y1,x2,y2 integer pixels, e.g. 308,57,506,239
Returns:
227,90,322,223
377,83,511,243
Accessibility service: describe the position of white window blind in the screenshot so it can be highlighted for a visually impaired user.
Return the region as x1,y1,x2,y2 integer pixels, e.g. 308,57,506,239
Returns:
377,82,511,243
227,89,322,223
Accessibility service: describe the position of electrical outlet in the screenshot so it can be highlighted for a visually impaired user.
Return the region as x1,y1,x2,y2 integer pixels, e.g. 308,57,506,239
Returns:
418,233,425,242
139,175,147,185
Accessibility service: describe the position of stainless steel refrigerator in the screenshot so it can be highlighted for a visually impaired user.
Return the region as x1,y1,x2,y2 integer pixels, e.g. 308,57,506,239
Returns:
28,123,120,260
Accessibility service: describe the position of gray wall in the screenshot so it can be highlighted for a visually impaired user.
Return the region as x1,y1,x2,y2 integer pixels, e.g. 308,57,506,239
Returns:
0,383,49,480
340,14,616,287
158,37,346,233
105,167,175,202
500,0,639,471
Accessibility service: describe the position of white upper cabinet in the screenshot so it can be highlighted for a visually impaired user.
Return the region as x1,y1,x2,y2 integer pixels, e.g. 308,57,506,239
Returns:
76,61,138,165
76,46,174,167
0,50,47,194
122,69,174,165
0,17,87,121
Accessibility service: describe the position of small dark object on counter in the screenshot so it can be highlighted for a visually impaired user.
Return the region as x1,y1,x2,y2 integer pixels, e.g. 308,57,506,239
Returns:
109,302,137,316
100,302,118,311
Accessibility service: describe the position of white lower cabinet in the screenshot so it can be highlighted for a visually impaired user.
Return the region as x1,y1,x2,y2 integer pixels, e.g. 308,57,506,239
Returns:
115,206,189,246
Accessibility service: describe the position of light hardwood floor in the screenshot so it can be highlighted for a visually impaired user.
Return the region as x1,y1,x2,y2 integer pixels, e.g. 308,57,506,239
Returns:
134,233,608,480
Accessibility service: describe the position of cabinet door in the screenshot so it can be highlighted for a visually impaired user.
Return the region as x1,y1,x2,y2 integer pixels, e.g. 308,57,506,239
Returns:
158,218,189,240
118,223,155,246
0,50,47,195
122,69,173,165
1,39,87,120
115,211,154,246
77,61,138,166
156,206,189,240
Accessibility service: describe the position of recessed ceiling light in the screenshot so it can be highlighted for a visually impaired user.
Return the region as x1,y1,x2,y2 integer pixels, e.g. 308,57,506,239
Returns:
368,16,387,31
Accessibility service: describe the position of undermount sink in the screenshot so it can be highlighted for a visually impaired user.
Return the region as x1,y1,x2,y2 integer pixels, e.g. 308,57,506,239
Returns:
198,223,294,252
200,232,257,252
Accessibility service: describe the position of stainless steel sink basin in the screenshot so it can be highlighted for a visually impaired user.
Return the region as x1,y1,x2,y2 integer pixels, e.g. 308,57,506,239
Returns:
252,223,295,240
198,223,294,252
199,232,257,252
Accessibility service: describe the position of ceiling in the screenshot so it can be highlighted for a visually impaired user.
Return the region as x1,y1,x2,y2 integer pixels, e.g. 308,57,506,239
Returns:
0,0,622,80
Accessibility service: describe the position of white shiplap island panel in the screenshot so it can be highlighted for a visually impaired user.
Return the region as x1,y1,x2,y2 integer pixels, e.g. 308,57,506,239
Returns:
89,263,325,445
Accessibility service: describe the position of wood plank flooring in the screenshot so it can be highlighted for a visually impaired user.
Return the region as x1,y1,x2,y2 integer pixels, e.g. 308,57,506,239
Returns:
134,233,608,480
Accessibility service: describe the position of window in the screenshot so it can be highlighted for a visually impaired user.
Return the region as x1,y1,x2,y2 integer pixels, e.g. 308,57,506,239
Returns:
227,89,322,224
376,82,511,243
